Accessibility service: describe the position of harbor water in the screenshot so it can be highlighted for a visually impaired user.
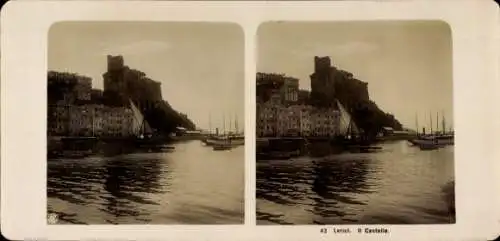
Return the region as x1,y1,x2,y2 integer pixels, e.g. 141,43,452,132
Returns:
257,140,455,225
47,140,244,224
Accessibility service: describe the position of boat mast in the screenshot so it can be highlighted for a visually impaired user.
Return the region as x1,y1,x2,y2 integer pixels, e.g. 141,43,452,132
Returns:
429,111,433,135
229,113,233,135
209,112,212,136
223,114,226,136
234,113,238,134
415,112,419,135
436,112,439,135
442,111,446,134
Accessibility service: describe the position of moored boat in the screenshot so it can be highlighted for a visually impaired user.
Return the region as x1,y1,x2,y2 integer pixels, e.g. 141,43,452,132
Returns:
410,110,454,149
408,134,454,147
228,135,245,145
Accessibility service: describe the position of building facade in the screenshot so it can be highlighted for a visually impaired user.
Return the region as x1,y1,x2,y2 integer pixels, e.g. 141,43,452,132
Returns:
256,103,340,138
280,77,299,105
48,71,92,105
48,104,136,137
310,108,340,137
47,105,70,136
256,72,299,105
256,102,279,137
299,105,314,137
277,105,301,137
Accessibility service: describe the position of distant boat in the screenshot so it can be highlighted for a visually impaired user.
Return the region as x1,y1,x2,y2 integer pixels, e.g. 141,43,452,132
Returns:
408,111,454,148
203,135,228,146
229,135,245,145
203,112,244,148
408,135,454,146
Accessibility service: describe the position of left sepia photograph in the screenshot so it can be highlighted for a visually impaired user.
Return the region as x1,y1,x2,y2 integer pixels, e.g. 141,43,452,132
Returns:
46,22,245,225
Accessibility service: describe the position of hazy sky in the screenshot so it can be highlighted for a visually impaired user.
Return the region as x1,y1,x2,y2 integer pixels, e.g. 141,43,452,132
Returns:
258,21,453,131
49,22,244,132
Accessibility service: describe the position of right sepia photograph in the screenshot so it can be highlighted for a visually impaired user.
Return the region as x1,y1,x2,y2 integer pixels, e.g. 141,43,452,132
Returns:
255,21,455,225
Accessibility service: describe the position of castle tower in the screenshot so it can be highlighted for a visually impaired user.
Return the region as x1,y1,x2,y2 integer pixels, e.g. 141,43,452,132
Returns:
107,55,124,72
310,56,336,107
103,55,127,105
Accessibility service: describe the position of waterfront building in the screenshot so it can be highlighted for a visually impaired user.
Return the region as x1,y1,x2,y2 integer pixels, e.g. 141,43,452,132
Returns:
256,98,341,138
256,72,299,105
47,105,70,136
280,77,299,105
256,102,279,137
48,104,136,137
277,105,301,137
68,105,94,137
48,71,92,105
309,107,340,137
298,105,314,137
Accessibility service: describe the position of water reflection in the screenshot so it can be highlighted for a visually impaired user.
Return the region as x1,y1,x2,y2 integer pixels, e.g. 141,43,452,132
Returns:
47,140,244,224
309,158,373,224
257,141,455,225
100,157,166,224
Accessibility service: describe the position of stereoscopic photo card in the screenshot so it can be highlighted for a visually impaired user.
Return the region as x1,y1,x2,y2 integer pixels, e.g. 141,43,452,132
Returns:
256,20,456,226
46,21,245,225
1,1,499,241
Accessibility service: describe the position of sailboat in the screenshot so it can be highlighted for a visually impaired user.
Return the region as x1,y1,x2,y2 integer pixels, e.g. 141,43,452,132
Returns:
129,99,153,139
129,99,174,151
228,114,244,146
408,110,453,149
336,100,361,142
212,114,233,151
203,113,243,148
335,100,381,153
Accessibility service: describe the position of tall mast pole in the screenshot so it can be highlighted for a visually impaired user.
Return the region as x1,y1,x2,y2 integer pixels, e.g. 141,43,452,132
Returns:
442,111,446,134
415,112,419,135
209,112,212,135
436,112,439,135
228,113,232,135
234,113,238,134
429,111,433,135
223,114,226,136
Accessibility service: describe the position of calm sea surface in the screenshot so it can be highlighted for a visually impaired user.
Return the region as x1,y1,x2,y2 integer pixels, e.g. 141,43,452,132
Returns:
256,140,455,225
47,140,244,224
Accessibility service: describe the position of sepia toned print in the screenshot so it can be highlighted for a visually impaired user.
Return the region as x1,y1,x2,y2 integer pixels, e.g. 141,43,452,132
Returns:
256,21,455,225
46,22,245,224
